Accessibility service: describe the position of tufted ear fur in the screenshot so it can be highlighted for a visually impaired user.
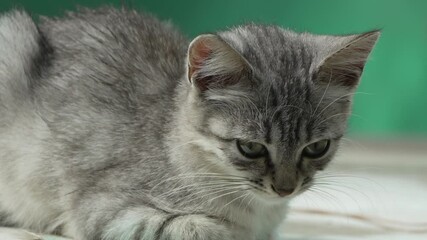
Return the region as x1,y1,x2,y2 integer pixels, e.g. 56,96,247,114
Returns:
318,30,380,87
187,34,251,92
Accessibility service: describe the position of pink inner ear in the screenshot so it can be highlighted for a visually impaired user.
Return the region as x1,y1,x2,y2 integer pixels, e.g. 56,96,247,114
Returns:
187,35,250,92
188,40,213,82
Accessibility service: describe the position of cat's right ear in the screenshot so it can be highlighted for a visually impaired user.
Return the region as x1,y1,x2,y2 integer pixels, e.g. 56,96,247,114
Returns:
187,34,251,92
317,30,380,88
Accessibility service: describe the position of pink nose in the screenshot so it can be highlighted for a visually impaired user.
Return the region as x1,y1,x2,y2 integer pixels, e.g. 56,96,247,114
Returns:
271,184,295,197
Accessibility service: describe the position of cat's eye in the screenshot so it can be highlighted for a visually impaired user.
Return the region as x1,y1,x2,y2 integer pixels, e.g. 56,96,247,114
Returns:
302,140,330,159
236,140,268,159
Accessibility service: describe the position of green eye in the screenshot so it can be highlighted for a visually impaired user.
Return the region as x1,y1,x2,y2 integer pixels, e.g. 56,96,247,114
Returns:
236,140,268,159
302,140,330,159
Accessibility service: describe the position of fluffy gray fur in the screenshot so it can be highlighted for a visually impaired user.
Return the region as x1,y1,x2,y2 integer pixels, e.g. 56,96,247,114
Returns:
0,7,379,240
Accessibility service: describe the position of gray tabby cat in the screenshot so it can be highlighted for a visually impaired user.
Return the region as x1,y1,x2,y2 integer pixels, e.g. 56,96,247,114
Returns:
0,6,379,240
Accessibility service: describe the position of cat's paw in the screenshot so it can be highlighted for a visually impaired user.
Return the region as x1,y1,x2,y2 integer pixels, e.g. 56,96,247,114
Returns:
0,228,41,240
157,214,234,240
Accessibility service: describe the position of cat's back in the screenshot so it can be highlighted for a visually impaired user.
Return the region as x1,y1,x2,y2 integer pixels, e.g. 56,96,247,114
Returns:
40,7,188,95
0,7,188,116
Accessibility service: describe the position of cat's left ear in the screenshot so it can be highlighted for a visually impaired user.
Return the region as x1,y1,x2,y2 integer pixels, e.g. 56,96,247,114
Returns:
187,34,251,92
317,30,380,88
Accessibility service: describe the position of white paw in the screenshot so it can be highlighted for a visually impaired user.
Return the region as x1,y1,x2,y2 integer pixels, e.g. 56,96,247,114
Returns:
0,228,41,240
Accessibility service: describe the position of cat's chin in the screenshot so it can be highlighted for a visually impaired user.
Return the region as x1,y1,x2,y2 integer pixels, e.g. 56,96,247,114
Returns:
252,185,311,205
251,190,294,205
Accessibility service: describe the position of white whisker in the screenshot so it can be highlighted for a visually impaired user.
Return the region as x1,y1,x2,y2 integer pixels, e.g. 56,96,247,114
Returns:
312,71,332,117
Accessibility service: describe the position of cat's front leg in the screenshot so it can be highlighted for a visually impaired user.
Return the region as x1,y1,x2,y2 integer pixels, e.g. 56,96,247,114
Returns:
67,197,239,240
153,214,236,240
102,212,236,240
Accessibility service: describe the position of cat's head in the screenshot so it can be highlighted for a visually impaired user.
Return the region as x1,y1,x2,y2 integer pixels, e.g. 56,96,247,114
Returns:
176,25,379,202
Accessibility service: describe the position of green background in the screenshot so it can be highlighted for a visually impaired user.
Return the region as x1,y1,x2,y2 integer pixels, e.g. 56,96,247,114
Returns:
1,0,426,138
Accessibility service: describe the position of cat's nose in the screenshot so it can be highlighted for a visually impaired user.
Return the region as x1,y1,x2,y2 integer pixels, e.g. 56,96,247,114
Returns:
271,184,295,197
